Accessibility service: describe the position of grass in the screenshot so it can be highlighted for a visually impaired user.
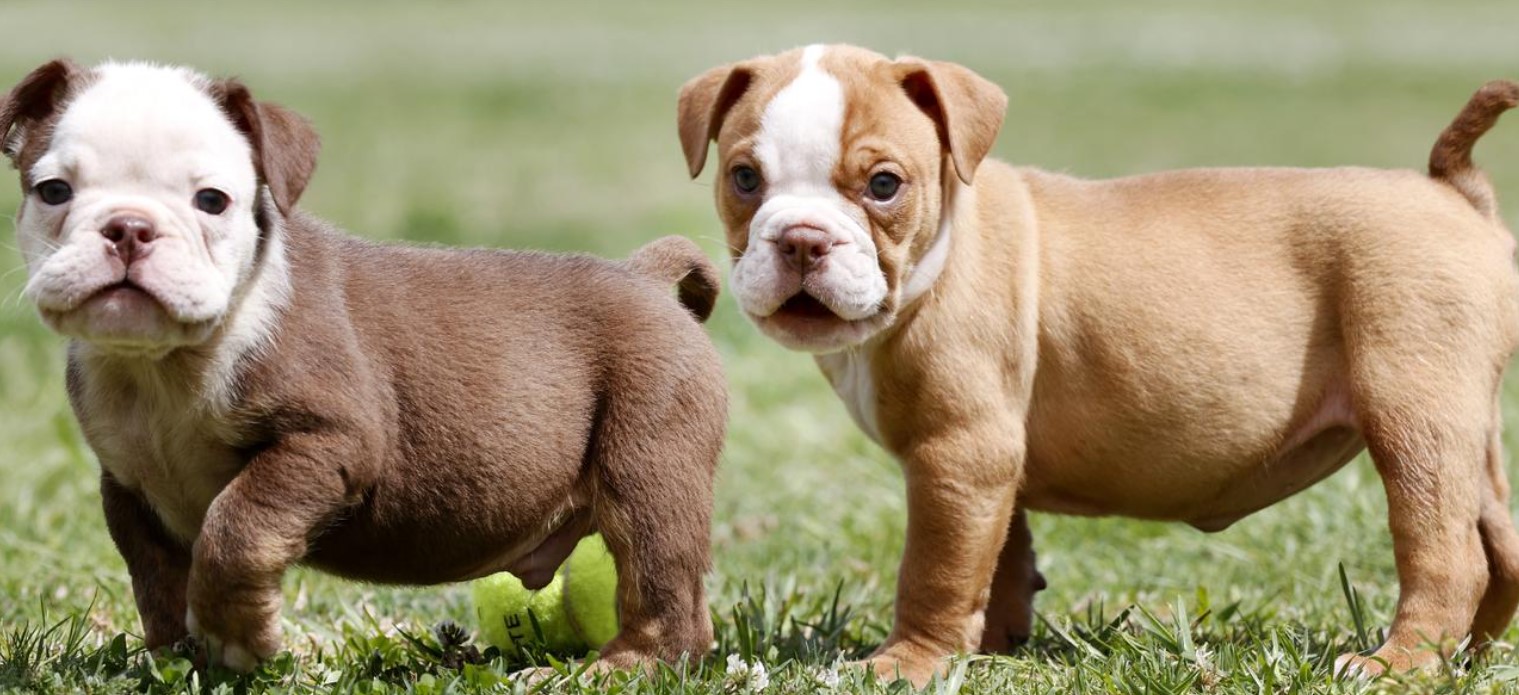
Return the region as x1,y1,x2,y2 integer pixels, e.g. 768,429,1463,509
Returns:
2,0,1519,692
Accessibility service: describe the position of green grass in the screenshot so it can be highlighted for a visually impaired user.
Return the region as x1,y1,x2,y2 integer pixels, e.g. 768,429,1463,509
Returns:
3,0,1519,692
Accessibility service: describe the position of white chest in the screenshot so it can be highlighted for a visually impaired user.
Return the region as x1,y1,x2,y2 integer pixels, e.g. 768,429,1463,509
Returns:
77,375,245,544
816,350,882,444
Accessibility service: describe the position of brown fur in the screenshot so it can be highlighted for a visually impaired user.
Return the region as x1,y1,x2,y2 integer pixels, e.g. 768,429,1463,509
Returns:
168,220,727,666
681,46,1519,685
7,61,727,672
212,79,321,215
1429,80,1519,221
626,235,721,321
980,508,1044,653
0,59,93,190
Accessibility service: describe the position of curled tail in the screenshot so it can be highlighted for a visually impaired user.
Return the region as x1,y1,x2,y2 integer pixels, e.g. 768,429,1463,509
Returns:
1429,79,1519,221
627,236,720,322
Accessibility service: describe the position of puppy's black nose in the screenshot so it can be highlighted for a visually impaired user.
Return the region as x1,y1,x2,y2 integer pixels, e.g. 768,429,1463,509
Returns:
101,215,157,264
777,226,833,272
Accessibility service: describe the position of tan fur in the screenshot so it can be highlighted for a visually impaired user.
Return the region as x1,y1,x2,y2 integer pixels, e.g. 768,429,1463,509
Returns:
681,46,1519,685
890,58,1006,186
6,60,727,673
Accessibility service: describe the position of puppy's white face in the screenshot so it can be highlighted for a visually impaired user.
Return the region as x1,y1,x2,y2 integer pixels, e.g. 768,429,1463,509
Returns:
14,63,261,356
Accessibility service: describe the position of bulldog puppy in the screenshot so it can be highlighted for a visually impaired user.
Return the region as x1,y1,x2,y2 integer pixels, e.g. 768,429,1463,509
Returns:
2,59,727,673
679,44,1519,684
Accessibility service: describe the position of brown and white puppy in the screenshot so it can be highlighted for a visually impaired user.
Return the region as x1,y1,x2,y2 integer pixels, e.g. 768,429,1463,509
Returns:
3,58,727,673
679,43,1519,684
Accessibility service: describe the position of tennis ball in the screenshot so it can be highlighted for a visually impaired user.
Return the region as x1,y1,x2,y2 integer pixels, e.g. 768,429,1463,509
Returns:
472,534,620,654
562,534,619,649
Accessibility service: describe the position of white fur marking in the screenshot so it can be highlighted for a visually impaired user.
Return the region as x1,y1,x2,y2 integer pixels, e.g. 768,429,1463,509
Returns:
753,45,845,201
817,348,881,443
900,177,965,304
733,44,890,348
203,218,289,412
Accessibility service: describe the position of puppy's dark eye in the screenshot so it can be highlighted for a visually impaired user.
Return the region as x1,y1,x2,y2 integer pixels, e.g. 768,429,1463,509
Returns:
732,166,762,195
194,188,230,215
868,172,902,201
34,179,73,206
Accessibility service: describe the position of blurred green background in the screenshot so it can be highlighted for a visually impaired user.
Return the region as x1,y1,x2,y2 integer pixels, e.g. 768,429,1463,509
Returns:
2,1,1518,691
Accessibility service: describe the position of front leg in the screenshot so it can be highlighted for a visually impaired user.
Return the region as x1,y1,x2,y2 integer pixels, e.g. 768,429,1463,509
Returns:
866,418,1023,686
101,472,192,650
187,433,364,671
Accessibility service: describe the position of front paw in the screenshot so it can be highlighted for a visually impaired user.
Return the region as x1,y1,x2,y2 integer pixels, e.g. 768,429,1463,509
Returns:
1334,645,1443,680
512,663,594,688
1334,653,1388,680
185,585,282,672
854,642,948,688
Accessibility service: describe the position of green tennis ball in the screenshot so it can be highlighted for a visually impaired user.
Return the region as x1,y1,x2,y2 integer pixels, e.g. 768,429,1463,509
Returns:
471,570,579,653
562,535,620,649
472,534,620,654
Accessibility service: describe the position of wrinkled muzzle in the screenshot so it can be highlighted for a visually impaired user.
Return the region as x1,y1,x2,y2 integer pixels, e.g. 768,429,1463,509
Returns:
22,194,233,350
731,193,888,321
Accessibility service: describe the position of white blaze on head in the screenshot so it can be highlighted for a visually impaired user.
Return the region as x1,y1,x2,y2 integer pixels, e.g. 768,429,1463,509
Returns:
753,44,844,200
731,45,890,340
17,62,273,356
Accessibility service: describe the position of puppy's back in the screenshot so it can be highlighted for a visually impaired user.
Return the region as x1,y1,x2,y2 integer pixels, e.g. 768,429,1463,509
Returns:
247,216,726,582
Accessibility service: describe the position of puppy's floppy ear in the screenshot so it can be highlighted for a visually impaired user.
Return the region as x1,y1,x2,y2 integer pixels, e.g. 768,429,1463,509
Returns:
0,58,81,167
213,79,320,215
677,62,754,179
893,57,1007,185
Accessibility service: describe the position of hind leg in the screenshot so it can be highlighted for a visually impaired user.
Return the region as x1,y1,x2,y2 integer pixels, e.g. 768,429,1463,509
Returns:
594,489,715,669
1470,401,1519,645
1336,398,1487,676
584,380,724,669
980,508,1046,653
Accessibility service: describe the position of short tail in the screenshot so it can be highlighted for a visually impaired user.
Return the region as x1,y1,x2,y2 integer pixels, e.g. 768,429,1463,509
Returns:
1429,79,1519,221
627,236,720,322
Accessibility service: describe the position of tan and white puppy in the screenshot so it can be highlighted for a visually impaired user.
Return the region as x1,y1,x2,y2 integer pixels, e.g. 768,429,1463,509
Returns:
680,44,1519,684
4,59,728,673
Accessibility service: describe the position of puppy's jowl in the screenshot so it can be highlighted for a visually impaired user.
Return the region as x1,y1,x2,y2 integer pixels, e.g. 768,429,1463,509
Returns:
680,44,1519,684
2,59,727,672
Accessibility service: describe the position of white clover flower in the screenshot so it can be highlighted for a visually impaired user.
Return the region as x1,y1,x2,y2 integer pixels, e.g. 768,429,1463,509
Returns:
725,654,770,691
811,664,842,689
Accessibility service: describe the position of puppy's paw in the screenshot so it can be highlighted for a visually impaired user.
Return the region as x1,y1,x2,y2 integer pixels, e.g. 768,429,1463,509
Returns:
1334,647,1438,680
1342,634,1458,679
185,596,281,672
512,660,613,688
1334,653,1388,680
512,665,562,687
852,645,946,688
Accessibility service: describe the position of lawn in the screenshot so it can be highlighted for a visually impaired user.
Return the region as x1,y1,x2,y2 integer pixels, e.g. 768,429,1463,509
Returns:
3,1,1519,692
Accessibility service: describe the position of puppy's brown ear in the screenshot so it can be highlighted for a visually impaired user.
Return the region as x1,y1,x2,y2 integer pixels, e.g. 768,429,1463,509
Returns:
0,59,81,167
893,58,1007,185
677,62,754,178
214,80,320,215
